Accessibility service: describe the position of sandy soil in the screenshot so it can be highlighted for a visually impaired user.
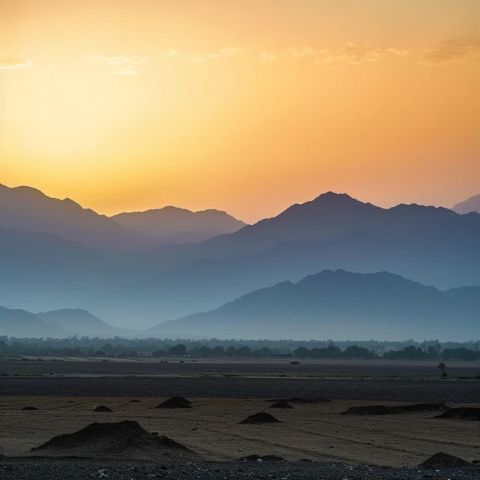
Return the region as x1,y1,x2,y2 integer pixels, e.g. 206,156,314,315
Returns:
1,397,479,468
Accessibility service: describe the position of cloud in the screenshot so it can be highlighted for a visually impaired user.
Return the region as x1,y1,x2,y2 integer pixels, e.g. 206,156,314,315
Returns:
0,58,32,70
285,46,326,58
86,53,148,76
189,47,244,63
316,43,408,66
420,38,480,65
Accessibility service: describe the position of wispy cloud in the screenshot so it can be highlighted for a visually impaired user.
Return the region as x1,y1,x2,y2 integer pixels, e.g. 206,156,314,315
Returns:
316,43,408,66
86,53,148,76
285,46,326,58
0,58,32,70
420,38,480,65
190,47,244,63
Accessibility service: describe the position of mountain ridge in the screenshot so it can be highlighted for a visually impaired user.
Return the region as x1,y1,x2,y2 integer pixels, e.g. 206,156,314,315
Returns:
112,205,246,244
149,270,480,341
452,194,480,214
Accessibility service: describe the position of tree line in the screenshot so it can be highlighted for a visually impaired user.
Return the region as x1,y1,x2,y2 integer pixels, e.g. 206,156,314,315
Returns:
0,336,479,360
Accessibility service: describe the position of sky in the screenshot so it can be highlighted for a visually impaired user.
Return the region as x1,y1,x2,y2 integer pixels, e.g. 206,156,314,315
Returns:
1,0,479,223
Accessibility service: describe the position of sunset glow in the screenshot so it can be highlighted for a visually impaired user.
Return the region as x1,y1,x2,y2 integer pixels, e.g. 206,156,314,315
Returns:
1,0,480,222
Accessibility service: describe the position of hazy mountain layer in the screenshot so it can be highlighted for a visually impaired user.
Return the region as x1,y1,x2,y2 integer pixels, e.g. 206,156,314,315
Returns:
38,309,132,337
452,194,480,214
112,206,245,244
1,188,480,329
0,307,129,338
0,183,157,252
150,271,480,341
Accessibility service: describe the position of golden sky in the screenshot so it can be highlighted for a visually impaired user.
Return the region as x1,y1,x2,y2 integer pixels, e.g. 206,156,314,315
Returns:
1,0,480,222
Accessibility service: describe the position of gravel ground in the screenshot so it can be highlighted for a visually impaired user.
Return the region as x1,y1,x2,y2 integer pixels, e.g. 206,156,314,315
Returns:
3,376,480,403
1,458,480,480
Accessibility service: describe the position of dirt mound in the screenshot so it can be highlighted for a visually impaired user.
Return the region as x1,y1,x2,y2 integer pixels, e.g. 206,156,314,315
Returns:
129,399,140,403
270,400,293,409
343,403,449,416
93,405,113,412
156,396,193,409
22,406,38,411
240,412,281,424
392,403,449,414
31,420,201,463
420,452,471,468
435,407,480,421
238,454,285,462
342,405,391,415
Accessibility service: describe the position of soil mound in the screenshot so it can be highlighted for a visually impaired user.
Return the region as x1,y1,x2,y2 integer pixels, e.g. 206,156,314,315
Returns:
156,396,193,409
393,403,449,414
420,452,471,468
93,405,113,412
270,400,293,409
240,412,281,424
435,407,480,421
343,403,449,416
31,420,201,463
342,405,391,415
22,406,38,411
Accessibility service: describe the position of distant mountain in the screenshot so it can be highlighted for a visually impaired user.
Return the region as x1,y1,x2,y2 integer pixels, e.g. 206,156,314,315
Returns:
0,183,157,251
99,193,480,325
2,189,480,329
38,309,131,337
149,271,480,341
0,306,68,338
112,206,245,244
452,194,480,214
0,306,129,338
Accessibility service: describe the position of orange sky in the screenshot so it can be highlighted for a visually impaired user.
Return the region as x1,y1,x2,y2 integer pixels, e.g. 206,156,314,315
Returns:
1,0,479,222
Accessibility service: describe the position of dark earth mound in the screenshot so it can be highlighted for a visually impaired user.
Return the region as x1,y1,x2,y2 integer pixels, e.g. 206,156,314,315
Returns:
435,407,480,421
343,403,449,415
129,399,140,403
342,405,391,415
31,420,200,463
270,400,293,409
240,412,281,424
22,406,38,411
392,403,449,414
93,405,113,412
420,452,471,468
156,396,193,409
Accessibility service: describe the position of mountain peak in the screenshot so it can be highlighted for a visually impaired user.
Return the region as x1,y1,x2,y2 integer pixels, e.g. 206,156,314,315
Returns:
313,191,357,202
453,194,480,214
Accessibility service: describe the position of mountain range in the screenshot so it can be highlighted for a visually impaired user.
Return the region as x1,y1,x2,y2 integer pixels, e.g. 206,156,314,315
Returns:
452,194,480,214
150,270,480,341
0,307,128,338
0,183,245,251
0,182,479,338
112,207,245,244
1,270,478,341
